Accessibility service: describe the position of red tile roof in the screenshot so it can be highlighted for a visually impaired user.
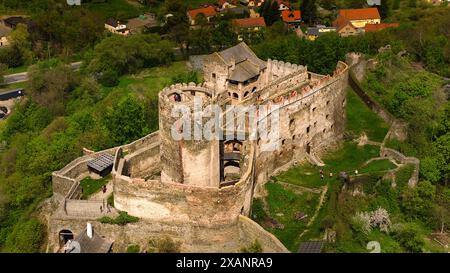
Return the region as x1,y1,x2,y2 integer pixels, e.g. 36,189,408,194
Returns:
276,0,291,7
218,0,237,5
233,17,266,28
333,16,355,31
188,6,217,19
338,8,381,20
282,10,301,22
364,23,399,32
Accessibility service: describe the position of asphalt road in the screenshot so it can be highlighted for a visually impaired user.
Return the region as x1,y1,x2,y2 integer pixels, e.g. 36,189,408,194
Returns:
3,61,82,85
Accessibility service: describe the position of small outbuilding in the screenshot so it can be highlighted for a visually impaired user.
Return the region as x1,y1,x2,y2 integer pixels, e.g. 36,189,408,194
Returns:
298,241,324,253
87,153,114,177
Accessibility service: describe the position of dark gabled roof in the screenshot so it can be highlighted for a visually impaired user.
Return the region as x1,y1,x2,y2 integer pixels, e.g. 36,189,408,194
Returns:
74,228,113,253
307,27,320,36
106,18,119,27
87,153,114,173
3,16,27,27
0,24,12,37
298,241,324,253
217,42,266,82
307,26,337,36
229,61,261,82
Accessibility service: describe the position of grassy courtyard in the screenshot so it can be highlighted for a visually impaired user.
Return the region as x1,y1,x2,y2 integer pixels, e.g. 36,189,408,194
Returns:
80,174,111,199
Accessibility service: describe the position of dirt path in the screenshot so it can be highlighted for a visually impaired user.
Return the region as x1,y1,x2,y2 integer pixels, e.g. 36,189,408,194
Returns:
297,185,328,240
278,181,322,194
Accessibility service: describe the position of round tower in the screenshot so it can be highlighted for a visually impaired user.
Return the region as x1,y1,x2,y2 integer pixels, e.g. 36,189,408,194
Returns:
159,83,220,187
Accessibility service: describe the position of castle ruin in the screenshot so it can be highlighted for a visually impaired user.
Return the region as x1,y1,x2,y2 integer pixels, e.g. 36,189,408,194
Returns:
45,43,349,253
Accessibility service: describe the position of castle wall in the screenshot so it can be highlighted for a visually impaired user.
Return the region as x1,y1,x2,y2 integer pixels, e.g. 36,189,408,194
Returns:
52,148,117,197
47,213,287,253
253,62,348,186
125,141,160,178
264,59,306,84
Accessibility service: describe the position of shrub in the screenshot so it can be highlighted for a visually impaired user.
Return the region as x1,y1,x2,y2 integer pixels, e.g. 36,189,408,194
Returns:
392,224,425,253
2,218,45,253
126,244,140,253
98,211,139,226
149,236,181,253
99,69,119,87
351,212,372,235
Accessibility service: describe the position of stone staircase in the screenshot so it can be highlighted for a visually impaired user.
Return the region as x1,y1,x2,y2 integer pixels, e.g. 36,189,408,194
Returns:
306,152,325,167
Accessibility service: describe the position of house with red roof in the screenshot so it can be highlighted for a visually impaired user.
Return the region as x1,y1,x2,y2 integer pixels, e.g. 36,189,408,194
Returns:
281,10,301,29
218,0,238,9
333,8,381,29
232,17,266,30
232,17,266,40
187,6,218,25
275,0,291,10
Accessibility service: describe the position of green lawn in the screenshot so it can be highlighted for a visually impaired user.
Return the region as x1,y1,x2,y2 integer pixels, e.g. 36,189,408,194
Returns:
360,159,397,174
253,182,320,252
101,61,190,99
346,88,390,142
80,174,111,199
395,164,415,188
276,142,381,188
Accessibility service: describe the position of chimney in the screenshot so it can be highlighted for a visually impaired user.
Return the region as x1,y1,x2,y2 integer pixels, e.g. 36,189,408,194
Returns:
87,222,93,239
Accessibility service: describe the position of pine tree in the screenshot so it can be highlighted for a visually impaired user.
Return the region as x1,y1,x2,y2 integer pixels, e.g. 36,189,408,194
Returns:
377,0,390,19
301,0,317,26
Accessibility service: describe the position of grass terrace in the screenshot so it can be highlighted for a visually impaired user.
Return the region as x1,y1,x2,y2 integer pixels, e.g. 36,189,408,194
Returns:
346,88,390,142
80,174,111,199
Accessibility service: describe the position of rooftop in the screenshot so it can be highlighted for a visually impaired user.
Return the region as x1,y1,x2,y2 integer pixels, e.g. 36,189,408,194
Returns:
232,17,266,28
213,42,266,82
338,8,381,20
188,6,217,18
298,241,324,253
281,10,302,23
87,153,114,173
72,228,113,253
0,24,12,37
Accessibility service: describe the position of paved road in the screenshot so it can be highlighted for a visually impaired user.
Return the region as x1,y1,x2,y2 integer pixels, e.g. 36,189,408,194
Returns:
3,61,82,85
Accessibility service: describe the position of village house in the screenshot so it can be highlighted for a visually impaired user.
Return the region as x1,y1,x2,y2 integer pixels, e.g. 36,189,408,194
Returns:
247,0,264,7
187,6,218,25
218,0,238,9
276,0,291,10
333,8,381,29
105,18,130,36
281,10,302,29
335,19,360,37
0,24,11,47
306,25,337,40
232,17,266,41
232,17,266,31
126,14,157,34
364,22,399,33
